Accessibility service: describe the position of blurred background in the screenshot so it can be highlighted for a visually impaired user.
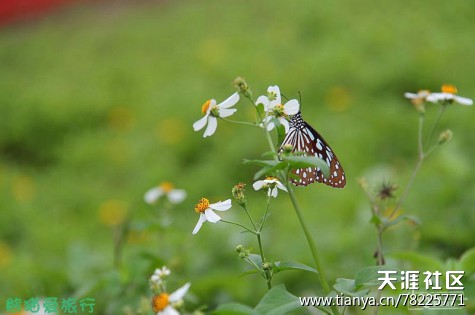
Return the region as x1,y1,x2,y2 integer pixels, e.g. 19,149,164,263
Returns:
0,0,474,314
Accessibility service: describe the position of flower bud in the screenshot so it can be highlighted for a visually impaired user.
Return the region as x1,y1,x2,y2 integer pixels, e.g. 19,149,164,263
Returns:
233,76,252,98
232,183,247,207
236,245,250,258
262,262,272,271
235,244,245,253
438,129,453,144
279,144,294,158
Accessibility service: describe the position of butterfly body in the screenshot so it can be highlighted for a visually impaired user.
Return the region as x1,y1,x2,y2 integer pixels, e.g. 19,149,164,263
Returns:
279,112,346,188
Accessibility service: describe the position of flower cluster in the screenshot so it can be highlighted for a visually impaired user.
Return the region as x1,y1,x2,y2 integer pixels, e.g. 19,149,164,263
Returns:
144,182,186,205
405,84,473,110
192,198,232,234
149,266,190,315
193,84,300,137
256,85,300,132
253,177,287,198
193,93,240,137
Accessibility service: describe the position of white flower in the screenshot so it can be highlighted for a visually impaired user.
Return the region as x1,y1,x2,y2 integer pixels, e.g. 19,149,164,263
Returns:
426,84,473,106
256,85,300,133
404,90,430,101
144,182,186,204
252,177,287,198
193,92,240,137
152,283,191,315
154,266,171,277
192,198,232,234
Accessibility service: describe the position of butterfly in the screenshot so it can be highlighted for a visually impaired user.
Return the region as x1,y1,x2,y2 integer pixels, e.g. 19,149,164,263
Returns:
279,111,346,188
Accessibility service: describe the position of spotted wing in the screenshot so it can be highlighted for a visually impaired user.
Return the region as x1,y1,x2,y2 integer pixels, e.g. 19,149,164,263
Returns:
279,112,346,188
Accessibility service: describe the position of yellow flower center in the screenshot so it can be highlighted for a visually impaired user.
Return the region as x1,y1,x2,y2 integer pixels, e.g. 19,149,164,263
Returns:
152,293,170,312
265,176,277,181
273,104,285,116
195,198,210,213
441,84,457,94
159,182,174,193
201,100,212,114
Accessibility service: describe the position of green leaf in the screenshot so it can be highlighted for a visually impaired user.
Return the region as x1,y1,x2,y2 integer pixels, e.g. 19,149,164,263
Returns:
354,266,400,289
255,103,265,117
275,120,286,148
273,261,318,274
253,161,288,180
389,251,445,271
212,303,258,315
253,166,275,180
333,278,370,297
261,151,277,159
242,159,277,167
254,284,301,315
460,247,475,275
370,214,383,226
247,254,263,268
282,155,330,178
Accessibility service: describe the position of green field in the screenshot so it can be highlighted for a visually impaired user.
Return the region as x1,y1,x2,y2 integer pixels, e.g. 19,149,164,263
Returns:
1,1,474,314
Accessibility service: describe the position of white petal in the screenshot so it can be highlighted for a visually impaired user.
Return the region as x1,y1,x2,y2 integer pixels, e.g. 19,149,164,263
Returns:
266,120,275,131
160,306,179,315
455,95,473,105
219,92,240,108
192,214,207,234
219,108,237,118
256,95,270,111
279,117,290,133
210,199,232,211
404,92,418,99
193,114,209,131
203,116,217,137
144,187,164,204
167,189,186,203
426,93,442,103
283,99,300,115
276,181,288,191
204,208,221,223
252,180,265,190
427,93,452,103
169,282,191,302
270,187,278,198
268,85,282,106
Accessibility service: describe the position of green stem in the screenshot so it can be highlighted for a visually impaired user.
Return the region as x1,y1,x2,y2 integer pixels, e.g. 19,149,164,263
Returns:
242,205,257,230
219,117,259,127
286,185,331,293
242,205,271,289
425,104,447,151
287,185,340,315
388,114,425,220
258,196,271,232
256,233,272,289
221,219,256,235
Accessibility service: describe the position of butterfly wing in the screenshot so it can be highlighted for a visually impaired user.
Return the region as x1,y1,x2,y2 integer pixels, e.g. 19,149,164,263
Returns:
279,112,346,188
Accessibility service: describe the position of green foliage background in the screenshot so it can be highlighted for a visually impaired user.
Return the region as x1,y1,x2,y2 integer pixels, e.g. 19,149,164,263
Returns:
0,0,474,314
